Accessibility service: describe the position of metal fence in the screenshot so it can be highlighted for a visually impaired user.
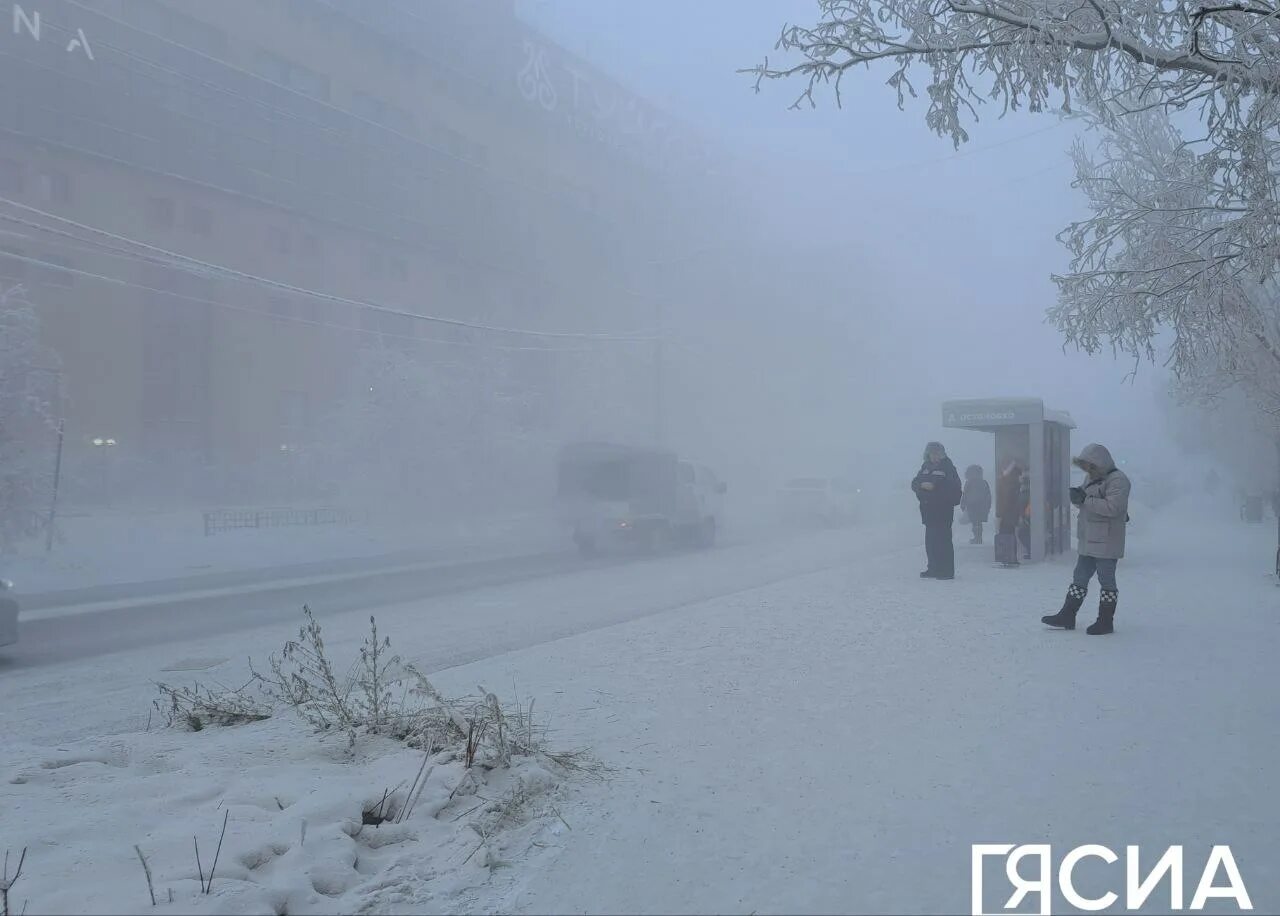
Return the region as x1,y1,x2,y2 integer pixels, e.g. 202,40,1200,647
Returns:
202,507,354,537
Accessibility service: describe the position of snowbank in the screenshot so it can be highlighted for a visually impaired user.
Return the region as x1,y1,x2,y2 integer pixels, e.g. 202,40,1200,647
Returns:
3,715,569,915
2,612,587,915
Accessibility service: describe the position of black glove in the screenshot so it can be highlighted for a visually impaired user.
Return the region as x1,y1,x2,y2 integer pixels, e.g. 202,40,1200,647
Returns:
1069,486,1086,506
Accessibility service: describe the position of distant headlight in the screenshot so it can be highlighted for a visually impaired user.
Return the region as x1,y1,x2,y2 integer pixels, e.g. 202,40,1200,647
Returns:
0,579,12,590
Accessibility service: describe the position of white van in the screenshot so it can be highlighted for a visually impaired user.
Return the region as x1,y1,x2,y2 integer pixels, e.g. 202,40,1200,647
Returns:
556,443,727,556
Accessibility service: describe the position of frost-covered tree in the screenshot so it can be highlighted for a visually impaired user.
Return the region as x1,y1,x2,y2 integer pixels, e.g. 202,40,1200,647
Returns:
0,286,62,551
750,1,1280,146
1051,109,1280,414
751,1,1280,403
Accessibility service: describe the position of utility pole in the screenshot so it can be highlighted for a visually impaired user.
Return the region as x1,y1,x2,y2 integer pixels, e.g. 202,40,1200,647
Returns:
653,297,664,448
1274,433,1280,578
45,418,64,553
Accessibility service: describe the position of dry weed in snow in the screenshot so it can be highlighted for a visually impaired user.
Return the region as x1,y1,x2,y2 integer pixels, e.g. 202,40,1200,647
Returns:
2,608,596,915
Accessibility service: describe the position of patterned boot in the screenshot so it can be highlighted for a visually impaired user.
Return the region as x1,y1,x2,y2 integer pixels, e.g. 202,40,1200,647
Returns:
1086,590,1117,635
1042,585,1087,630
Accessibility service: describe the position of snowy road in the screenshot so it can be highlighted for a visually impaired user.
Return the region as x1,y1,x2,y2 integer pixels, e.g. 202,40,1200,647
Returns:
3,523,916,673
11,549,583,668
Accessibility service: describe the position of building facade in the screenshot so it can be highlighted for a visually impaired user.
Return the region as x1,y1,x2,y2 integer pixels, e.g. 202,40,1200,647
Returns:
0,0,718,502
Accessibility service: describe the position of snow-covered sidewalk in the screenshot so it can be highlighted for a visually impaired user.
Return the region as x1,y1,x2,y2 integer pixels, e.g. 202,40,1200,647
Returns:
443,505,1280,914
2,504,1276,914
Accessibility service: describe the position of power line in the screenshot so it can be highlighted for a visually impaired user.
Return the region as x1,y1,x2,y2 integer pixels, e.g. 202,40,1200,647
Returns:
841,119,1077,180
0,245,605,354
0,199,657,342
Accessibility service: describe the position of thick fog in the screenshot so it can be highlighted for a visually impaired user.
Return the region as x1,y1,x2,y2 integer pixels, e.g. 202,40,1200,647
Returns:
517,0,1180,517
0,0,1193,538
7,5,1280,914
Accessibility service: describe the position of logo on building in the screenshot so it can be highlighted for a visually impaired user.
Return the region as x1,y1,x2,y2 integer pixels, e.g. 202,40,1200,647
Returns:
10,3,94,60
516,39,557,112
514,34,709,174
971,844,1253,915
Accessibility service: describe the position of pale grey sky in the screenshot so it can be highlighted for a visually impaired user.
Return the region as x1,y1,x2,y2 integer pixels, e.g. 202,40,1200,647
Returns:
518,0,1175,475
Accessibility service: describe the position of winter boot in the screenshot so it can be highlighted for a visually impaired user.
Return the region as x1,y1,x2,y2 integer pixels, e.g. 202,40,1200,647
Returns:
1042,585,1087,630
1086,590,1117,635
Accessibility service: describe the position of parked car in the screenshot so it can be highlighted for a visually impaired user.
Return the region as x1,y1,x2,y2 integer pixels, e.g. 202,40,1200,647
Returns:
779,477,860,527
0,579,19,648
556,442,727,557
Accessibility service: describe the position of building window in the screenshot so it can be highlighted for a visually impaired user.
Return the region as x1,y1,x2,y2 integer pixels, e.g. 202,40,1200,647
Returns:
39,253,74,288
120,0,228,58
296,301,328,325
0,158,24,195
36,168,72,205
145,196,176,229
0,245,27,281
266,226,292,256
351,90,415,134
380,311,412,338
183,204,214,237
278,390,311,432
253,50,331,101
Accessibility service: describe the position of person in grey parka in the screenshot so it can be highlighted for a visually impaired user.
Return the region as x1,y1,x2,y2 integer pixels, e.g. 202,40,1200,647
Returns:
1041,443,1131,635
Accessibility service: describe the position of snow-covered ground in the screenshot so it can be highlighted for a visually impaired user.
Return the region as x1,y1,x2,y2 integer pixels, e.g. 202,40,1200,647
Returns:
4,508,559,594
2,499,1276,914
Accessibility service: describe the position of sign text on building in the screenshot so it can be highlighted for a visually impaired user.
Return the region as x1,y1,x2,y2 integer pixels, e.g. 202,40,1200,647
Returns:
10,3,94,60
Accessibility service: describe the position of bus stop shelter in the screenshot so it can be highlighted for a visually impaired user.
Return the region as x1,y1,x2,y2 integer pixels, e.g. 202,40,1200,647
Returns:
942,398,1076,563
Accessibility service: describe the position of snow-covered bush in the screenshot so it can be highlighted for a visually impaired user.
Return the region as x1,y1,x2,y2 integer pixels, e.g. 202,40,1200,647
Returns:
155,607,592,781
152,679,272,731
134,608,598,911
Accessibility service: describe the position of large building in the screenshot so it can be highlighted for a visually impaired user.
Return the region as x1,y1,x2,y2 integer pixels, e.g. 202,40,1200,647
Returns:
0,0,722,502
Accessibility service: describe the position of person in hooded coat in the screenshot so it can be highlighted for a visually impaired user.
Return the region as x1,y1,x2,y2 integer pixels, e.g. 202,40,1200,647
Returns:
911,441,962,579
1041,443,1131,635
960,464,992,545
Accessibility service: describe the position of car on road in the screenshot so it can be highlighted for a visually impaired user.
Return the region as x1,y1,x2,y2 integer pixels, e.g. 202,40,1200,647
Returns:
556,442,727,557
0,579,19,648
779,477,861,527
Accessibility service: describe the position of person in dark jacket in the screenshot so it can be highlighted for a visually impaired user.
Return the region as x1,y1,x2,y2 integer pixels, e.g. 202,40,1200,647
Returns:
911,441,962,579
960,464,992,545
1041,443,1131,635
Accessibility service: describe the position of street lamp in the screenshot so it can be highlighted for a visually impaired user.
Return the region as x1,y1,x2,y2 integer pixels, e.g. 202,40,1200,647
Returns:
90,436,118,505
